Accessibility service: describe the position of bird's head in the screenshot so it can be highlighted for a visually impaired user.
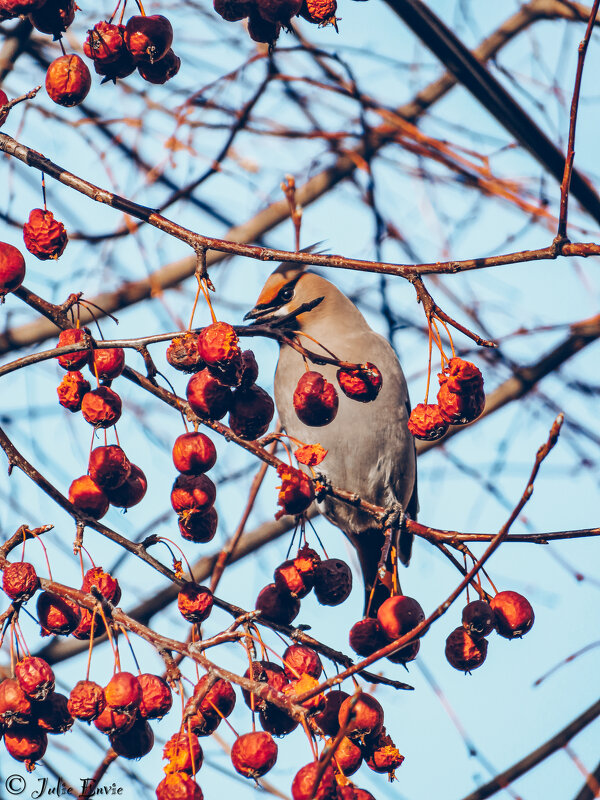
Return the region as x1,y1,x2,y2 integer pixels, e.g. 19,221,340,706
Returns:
244,263,325,328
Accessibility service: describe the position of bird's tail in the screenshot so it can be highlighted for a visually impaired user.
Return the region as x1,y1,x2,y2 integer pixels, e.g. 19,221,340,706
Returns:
349,527,399,618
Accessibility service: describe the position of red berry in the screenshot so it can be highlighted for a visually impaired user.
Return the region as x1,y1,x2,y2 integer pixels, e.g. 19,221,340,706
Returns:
83,21,126,64
68,680,105,721
363,729,404,775
313,690,349,737
376,595,425,641
82,566,121,604
387,639,420,664
274,559,312,599
172,432,217,475
247,11,280,43
94,48,136,82
242,661,287,712
125,14,173,64
187,369,232,420
329,735,362,775
94,705,135,735
171,474,216,514
177,583,214,623
22,208,68,260
256,0,301,23
0,241,26,298
4,726,47,767
293,371,339,427
37,591,80,636
15,657,55,700
89,346,125,380
137,673,173,720
104,464,147,508
57,371,91,412
407,403,448,441
313,559,352,606
138,49,180,83
299,0,336,23
45,54,91,106
29,0,76,38
156,773,203,800
163,731,203,774
231,731,278,778
167,333,204,373
462,600,495,638
255,582,300,625
291,762,337,800
283,674,324,711
198,321,242,385
349,618,386,657
35,692,74,734
56,327,90,371
88,445,132,490
258,703,298,736
336,788,375,800
239,349,259,389
0,679,32,725
338,692,384,739
178,507,218,544
282,645,322,680
445,627,488,671
337,362,382,403
68,475,109,519
276,464,314,517
105,672,141,712
110,718,154,759
81,386,122,428
490,591,534,639
213,0,254,20
193,674,236,719
228,385,274,440
2,562,39,601
0,0,44,15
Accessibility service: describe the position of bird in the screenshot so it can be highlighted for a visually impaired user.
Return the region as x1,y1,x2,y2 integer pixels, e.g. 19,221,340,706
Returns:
244,262,417,615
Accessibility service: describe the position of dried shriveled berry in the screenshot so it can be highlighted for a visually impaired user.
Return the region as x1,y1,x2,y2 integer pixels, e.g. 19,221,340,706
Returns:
362,728,404,775
110,718,154,758
4,726,47,766
68,680,105,721
187,369,232,420
330,736,362,776
313,690,349,736
276,464,314,518
407,403,448,441
171,474,216,514
336,787,376,800
138,673,172,720
229,385,274,440
90,347,125,380
0,241,26,297
198,321,242,385
2,561,39,601
29,0,76,38
156,773,203,800
349,618,386,657
138,49,180,83
338,692,384,739
257,0,301,23
184,700,220,737
256,582,300,625
239,350,259,389
437,379,484,425
36,692,74,733
81,386,122,428
282,645,322,680
231,731,277,778
82,566,121,604
94,48,136,82
83,21,126,64
445,627,488,671
299,0,337,23
247,11,280,43
57,370,91,412
69,475,109,519
125,14,173,64
94,705,135,735
313,559,352,606
71,608,102,641
462,600,495,638
172,432,216,475
213,0,254,20
167,333,204,373
0,679,32,725
387,639,420,664
23,208,67,260
15,657,55,701
291,762,337,800
491,591,534,639
178,583,214,624
294,371,339,427
88,445,131,490
336,362,382,403
178,507,218,544
193,674,236,718
56,327,90,371
283,674,324,711
37,591,80,635
104,464,147,508
163,731,203,774
105,672,141,712
0,89,8,127
0,0,44,16
242,661,287,712
258,704,298,736
377,595,425,641
45,54,91,106
274,559,313,599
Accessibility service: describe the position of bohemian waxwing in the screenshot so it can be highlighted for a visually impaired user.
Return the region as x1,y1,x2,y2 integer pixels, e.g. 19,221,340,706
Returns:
245,263,417,614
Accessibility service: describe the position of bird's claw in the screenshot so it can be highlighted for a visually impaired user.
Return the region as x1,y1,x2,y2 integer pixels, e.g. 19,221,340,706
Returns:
380,500,405,532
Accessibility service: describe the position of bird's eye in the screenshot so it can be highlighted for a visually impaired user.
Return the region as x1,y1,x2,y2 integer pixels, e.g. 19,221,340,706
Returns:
279,285,294,302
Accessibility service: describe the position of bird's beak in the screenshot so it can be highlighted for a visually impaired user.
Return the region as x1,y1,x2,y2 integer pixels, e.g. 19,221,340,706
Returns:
243,305,272,322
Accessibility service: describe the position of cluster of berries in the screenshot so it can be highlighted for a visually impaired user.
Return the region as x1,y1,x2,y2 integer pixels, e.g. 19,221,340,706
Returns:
445,591,535,672
408,356,485,441
349,594,425,665
292,363,382,428
214,0,338,46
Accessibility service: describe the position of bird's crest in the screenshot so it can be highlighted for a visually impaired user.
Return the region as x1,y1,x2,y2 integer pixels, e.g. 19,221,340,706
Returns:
253,242,325,307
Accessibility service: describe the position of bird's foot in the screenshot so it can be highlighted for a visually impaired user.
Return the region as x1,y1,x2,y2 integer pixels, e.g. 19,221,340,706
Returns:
313,472,332,502
380,500,405,533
